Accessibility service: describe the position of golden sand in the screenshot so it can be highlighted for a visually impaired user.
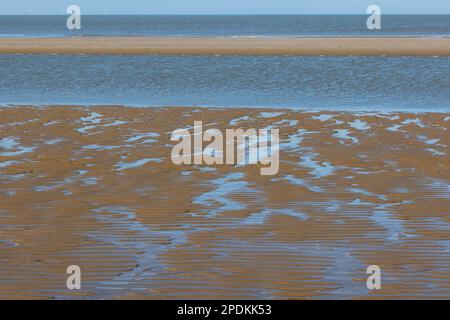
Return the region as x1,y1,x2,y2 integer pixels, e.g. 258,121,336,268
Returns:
1,37,450,56
0,106,449,299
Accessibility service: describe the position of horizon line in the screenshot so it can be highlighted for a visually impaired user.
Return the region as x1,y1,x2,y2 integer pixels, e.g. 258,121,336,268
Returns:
1,13,450,16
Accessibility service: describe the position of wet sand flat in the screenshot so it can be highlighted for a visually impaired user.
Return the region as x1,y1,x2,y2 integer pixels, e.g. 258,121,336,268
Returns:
1,37,450,56
0,105,449,299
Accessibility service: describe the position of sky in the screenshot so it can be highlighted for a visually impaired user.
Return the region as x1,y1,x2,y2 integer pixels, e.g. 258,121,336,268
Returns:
0,0,449,15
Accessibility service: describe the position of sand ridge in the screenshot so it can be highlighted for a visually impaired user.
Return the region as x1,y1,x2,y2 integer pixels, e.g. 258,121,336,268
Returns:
1,37,450,56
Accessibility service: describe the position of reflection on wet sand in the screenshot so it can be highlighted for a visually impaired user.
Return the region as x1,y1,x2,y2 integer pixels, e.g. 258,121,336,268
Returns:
0,106,449,299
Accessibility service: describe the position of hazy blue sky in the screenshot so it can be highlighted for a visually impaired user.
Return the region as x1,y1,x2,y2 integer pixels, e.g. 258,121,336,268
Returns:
0,0,449,15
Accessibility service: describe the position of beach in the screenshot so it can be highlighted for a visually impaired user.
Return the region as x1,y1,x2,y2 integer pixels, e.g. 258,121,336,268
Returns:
1,37,450,56
1,105,449,299
0,9,449,304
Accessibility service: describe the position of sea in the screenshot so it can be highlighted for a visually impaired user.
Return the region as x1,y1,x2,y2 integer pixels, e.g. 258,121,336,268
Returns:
0,15,449,111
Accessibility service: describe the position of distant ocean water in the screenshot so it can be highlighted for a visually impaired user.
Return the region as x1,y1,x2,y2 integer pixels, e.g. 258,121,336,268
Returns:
0,15,449,111
1,55,449,111
0,15,449,38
